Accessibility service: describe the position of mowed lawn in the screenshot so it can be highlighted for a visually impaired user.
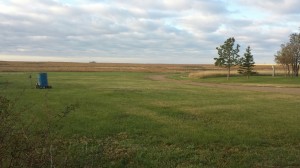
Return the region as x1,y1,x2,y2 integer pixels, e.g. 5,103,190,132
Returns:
1,72,300,167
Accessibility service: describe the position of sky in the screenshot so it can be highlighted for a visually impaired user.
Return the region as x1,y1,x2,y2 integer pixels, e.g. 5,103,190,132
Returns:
0,0,299,64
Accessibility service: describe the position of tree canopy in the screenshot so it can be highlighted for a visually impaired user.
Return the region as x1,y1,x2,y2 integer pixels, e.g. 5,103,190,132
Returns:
214,37,240,80
275,33,300,77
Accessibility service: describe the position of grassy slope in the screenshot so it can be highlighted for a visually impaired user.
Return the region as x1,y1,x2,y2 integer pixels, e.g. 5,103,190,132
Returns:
1,72,300,167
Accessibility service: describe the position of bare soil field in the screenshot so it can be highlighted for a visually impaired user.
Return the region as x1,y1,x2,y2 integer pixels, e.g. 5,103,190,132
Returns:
0,61,280,73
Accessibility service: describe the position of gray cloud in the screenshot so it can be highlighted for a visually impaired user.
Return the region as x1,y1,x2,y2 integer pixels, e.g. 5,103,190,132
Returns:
238,0,300,14
0,0,299,63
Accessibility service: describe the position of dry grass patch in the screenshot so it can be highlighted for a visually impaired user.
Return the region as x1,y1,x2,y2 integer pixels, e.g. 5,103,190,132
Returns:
188,65,285,78
188,70,239,78
0,61,208,72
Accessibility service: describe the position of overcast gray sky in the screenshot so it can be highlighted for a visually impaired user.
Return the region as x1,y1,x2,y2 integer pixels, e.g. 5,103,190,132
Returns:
0,0,299,64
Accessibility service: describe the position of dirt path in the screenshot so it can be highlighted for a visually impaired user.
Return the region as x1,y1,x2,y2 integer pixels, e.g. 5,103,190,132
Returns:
149,75,300,95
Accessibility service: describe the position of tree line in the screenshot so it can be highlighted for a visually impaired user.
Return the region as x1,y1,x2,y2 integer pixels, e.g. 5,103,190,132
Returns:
275,32,300,77
214,31,300,79
214,37,255,80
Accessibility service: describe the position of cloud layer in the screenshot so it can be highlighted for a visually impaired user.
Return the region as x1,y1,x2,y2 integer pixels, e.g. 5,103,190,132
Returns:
0,0,299,63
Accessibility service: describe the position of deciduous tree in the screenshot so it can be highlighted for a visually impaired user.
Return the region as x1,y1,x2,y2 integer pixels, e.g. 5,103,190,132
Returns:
214,37,240,80
275,32,300,77
289,33,300,76
275,44,293,77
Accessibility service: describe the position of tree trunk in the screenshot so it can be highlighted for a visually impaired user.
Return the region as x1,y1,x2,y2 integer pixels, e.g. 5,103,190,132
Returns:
282,64,287,77
294,64,298,77
292,63,296,77
227,66,230,80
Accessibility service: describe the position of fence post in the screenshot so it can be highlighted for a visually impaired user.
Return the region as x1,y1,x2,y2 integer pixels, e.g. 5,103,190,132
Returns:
272,65,275,77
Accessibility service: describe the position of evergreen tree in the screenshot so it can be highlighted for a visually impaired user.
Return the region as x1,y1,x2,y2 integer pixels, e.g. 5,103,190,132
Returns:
238,46,255,78
214,37,240,80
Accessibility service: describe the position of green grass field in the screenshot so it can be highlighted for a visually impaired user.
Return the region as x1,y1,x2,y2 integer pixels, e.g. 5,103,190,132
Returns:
1,72,300,167
197,76,300,86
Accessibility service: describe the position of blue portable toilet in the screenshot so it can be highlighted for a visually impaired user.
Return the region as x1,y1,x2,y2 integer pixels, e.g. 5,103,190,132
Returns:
37,73,49,88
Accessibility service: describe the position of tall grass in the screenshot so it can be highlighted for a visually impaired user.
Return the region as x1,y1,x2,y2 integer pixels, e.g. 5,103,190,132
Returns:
189,69,286,78
188,70,238,78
